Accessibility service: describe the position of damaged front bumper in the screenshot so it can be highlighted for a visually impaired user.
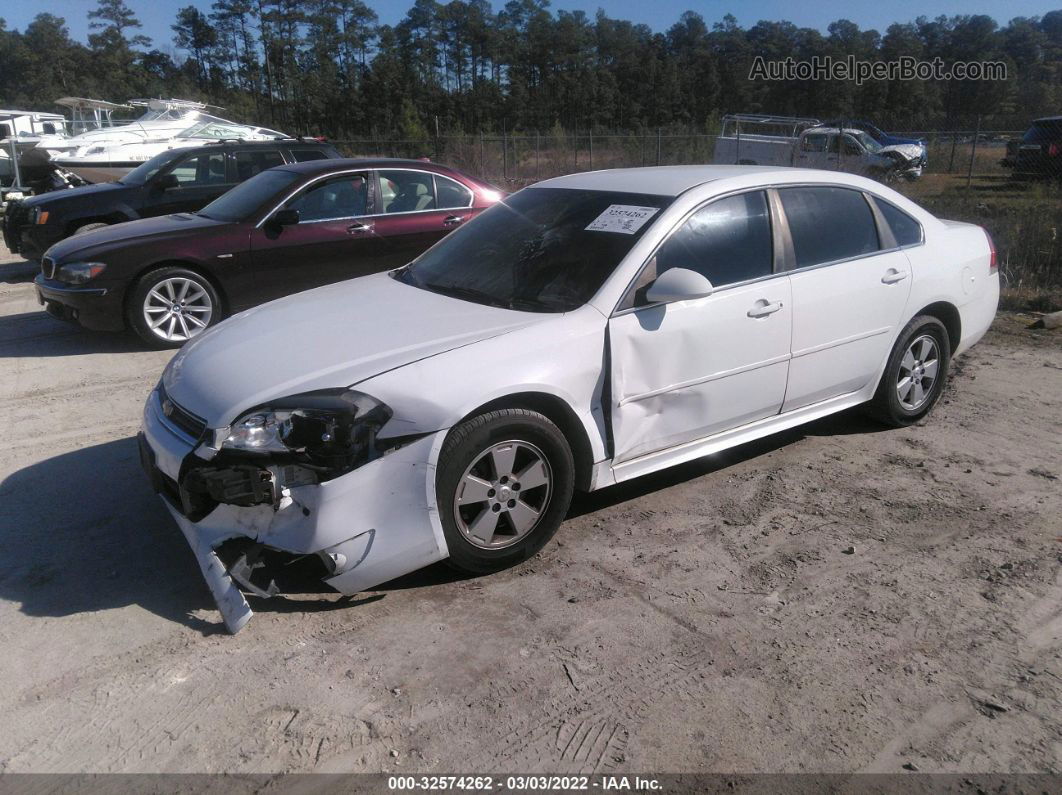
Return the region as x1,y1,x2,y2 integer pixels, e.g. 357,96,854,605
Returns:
139,388,449,633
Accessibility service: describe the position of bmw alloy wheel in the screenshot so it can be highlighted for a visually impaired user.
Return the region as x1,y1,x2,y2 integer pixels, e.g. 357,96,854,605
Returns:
142,276,214,343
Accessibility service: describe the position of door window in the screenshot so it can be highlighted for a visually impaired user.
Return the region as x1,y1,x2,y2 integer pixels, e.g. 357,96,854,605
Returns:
435,175,473,209
778,186,880,268
377,170,436,213
625,191,773,308
234,149,285,181
874,198,923,247
169,151,228,186
801,133,828,153
286,173,369,222
290,148,328,162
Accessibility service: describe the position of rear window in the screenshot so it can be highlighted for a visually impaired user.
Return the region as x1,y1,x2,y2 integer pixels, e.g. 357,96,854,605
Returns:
779,186,880,268
1023,121,1062,143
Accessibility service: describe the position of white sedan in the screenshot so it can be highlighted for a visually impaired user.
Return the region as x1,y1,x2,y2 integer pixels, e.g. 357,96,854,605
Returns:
139,165,999,632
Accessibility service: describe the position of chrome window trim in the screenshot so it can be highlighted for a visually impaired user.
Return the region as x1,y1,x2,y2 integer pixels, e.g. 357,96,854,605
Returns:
254,168,371,229
610,180,927,318
375,167,474,215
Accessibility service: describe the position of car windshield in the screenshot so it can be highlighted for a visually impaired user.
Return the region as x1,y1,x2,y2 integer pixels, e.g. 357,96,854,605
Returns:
854,131,883,153
119,151,176,185
394,187,673,312
197,169,301,222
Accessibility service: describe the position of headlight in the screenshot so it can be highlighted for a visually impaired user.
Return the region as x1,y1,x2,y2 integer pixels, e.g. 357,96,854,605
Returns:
57,262,107,283
221,389,392,475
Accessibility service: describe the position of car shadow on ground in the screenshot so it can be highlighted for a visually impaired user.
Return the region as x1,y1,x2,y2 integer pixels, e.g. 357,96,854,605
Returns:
0,259,37,285
0,311,145,358
0,411,890,633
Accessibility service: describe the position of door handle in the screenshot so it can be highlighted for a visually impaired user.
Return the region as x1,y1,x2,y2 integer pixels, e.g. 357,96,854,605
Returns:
442,215,465,227
747,300,783,318
347,222,374,235
881,269,909,284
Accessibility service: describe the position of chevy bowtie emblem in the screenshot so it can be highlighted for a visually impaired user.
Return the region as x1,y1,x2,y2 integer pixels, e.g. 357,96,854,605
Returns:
162,399,175,417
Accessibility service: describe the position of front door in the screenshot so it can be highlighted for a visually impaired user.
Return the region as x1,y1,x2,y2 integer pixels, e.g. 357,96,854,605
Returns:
143,149,233,217
250,170,377,301
609,190,793,463
776,185,913,411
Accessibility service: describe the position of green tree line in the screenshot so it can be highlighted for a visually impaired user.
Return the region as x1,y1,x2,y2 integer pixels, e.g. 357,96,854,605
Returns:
1,0,1060,137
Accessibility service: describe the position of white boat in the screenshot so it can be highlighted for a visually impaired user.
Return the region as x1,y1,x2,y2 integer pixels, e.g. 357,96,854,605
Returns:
0,108,68,185
43,98,288,182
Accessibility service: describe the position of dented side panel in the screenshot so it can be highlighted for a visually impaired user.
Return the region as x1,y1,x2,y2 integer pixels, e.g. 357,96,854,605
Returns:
608,279,793,463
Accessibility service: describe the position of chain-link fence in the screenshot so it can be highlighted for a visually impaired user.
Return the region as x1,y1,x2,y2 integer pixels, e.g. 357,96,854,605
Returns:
334,130,1061,304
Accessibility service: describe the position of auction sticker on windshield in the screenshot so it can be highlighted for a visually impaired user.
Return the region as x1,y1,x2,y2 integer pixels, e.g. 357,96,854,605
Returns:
585,204,660,234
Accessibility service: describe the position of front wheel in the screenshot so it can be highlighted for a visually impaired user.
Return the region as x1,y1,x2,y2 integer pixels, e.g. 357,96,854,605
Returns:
437,409,575,575
127,266,222,348
867,315,951,427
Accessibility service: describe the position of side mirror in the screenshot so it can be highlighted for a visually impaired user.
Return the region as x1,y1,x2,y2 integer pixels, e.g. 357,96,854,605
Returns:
645,268,714,304
271,208,300,227
155,173,179,191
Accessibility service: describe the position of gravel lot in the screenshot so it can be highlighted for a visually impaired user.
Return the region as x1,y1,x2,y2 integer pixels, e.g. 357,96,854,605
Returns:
0,245,1059,775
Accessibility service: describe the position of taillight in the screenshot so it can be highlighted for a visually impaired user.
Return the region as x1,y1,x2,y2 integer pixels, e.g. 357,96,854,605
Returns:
984,228,997,274
1049,143,1060,157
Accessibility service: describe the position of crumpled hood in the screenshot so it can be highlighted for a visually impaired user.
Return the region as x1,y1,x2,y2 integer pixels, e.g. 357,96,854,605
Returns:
162,272,542,428
880,143,925,162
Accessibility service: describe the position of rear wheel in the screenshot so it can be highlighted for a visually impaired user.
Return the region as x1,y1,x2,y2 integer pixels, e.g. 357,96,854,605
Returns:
127,266,221,348
867,315,951,426
437,409,575,575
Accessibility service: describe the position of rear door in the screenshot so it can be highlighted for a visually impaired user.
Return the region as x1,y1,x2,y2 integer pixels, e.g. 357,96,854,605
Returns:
778,185,913,411
367,169,476,269
142,149,233,217
249,170,378,301
793,132,834,170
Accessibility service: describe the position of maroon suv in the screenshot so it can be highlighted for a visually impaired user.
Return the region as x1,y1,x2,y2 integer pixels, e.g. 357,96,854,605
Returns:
34,158,502,347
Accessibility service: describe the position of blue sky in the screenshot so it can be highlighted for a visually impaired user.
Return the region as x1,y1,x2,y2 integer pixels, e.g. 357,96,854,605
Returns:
2,0,1058,53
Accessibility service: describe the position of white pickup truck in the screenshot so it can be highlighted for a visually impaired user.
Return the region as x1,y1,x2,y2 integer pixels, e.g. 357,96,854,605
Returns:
713,114,924,180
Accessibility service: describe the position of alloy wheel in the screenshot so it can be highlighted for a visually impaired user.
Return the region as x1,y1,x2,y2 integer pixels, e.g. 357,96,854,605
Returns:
453,440,553,550
896,334,940,411
142,277,214,343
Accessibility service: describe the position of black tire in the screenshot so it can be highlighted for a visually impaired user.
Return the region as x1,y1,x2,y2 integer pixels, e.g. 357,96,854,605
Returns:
73,222,109,235
867,315,951,427
126,266,223,349
437,409,575,575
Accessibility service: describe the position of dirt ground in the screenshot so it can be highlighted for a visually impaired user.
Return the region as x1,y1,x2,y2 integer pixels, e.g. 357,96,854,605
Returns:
0,246,1059,775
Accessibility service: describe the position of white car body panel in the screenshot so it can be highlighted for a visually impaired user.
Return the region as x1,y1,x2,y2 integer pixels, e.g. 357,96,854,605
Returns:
139,165,999,632
609,278,793,462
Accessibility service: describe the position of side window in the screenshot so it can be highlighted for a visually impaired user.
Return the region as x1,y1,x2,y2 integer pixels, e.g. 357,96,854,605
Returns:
0,124,10,138
377,170,436,214
435,175,473,209
626,191,773,308
169,151,228,186
778,186,880,268
287,173,368,222
802,133,827,153
234,149,285,182
875,198,923,247
290,148,328,162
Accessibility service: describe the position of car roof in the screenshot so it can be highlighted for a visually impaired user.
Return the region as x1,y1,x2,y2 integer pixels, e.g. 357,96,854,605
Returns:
533,165,833,197
273,157,463,177
1032,116,1062,123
